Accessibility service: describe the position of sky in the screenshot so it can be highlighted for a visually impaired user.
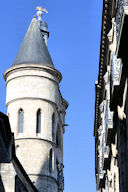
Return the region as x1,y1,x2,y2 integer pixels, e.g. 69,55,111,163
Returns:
0,0,103,191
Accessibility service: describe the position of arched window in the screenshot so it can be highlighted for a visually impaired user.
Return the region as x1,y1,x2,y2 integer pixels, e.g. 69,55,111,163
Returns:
18,109,24,133
49,148,54,172
56,124,61,149
36,109,41,133
56,125,59,147
52,113,55,140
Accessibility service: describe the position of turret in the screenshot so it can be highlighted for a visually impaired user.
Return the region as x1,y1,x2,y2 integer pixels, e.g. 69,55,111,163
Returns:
4,9,68,192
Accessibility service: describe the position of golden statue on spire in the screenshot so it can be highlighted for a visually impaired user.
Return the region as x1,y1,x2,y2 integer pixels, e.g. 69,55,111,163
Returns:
36,6,48,21
36,6,48,14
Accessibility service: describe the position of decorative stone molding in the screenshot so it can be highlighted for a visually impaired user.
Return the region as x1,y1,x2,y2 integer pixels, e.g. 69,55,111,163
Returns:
107,28,113,43
111,144,118,157
99,169,104,179
57,162,64,192
98,126,103,133
104,72,109,84
99,101,105,113
104,146,110,159
108,18,117,52
105,101,113,129
107,110,114,129
103,69,114,129
107,170,112,181
116,0,128,40
104,68,110,101
117,105,126,120
104,72,110,101
98,155,104,178
98,134,102,158
111,54,122,86
105,175,109,192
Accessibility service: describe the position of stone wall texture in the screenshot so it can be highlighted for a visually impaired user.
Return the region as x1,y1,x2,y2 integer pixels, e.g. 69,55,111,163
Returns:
3,64,67,191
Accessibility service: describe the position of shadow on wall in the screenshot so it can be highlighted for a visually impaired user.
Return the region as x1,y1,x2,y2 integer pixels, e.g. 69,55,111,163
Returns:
34,148,58,192
34,147,64,192
0,176,5,192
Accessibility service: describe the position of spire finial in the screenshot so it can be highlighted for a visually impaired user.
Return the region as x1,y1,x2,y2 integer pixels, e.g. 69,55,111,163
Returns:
36,6,48,21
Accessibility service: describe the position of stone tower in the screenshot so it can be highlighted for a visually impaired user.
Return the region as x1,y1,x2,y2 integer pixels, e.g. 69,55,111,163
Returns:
4,11,68,192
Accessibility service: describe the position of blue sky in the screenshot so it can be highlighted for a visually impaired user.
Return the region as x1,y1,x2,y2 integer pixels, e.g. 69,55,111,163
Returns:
0,0,103,191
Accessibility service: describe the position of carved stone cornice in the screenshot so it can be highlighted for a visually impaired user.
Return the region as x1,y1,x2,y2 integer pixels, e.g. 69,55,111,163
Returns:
116,0,128,40
111,53,122,87
98,157,104,179
104,146,110,159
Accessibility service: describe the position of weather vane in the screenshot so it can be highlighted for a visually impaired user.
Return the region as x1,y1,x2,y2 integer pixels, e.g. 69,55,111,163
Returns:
36,6,48,21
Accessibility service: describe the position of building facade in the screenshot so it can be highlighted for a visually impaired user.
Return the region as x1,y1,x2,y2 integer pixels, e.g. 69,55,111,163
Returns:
94,0,128,191
1,9,68,192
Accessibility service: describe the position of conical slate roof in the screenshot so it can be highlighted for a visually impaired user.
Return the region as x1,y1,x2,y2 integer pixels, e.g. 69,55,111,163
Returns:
12,18,54,68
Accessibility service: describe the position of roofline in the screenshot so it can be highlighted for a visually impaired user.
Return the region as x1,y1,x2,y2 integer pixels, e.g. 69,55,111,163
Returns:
94,0,114,175
4,64,62,83
94,0,113,138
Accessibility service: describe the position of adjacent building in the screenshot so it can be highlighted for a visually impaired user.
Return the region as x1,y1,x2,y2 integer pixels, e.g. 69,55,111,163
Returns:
94,0,128,191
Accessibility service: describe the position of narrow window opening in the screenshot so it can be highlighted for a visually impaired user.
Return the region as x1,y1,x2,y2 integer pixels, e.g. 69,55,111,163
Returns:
18,109,24,133
52,113,55,140
49,148,54,172
36,109,41,133
56,125,59,147
56,125,61,149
